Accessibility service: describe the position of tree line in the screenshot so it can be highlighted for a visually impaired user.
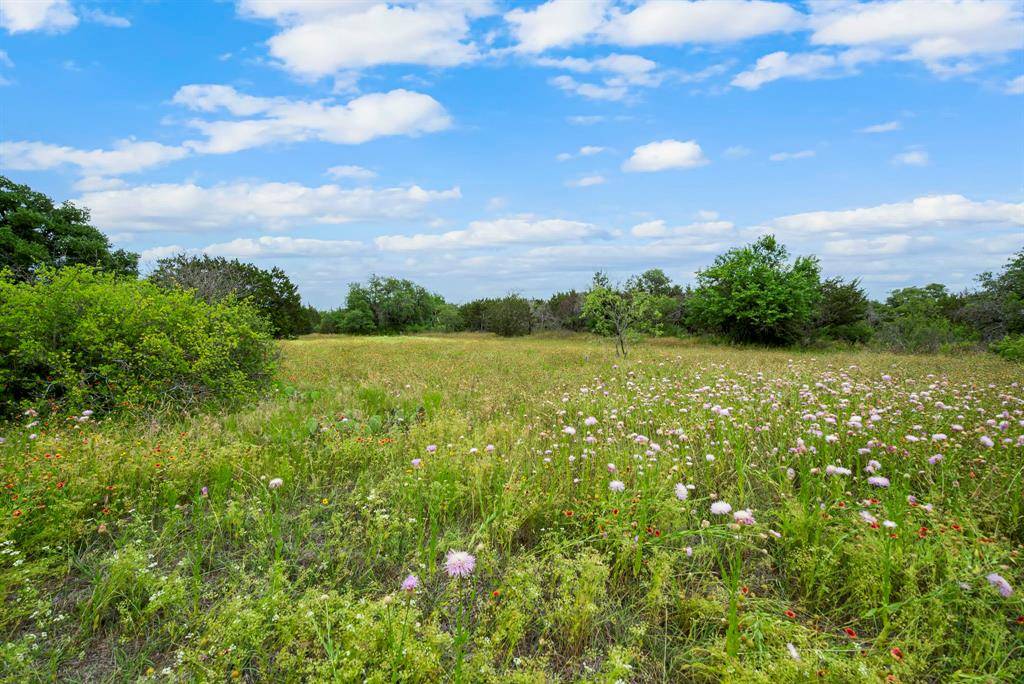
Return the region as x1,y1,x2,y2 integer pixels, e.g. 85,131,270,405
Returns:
3,175,1022,361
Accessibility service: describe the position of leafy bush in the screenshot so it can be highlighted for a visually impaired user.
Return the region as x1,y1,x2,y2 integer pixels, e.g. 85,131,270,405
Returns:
0,266,276,418
815,277,872,343
482,295,533,336
873,284,978,353
992,334,1024,362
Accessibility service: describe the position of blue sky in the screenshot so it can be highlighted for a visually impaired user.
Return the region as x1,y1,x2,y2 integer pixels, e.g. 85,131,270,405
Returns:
2,0,1022,307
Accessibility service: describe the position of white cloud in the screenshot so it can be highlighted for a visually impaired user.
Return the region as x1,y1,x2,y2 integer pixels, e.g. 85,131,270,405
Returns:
600,0,801,46
506,0,609,53
140,245,186,262
1005,75,1024,95
769,149,816,161
630,218,734,238
891,149,929,166
173,85,452,153
550,75,629,101
238,1,486,78
859,120,901,133
326,165,377,180
732,51,836,90
823,234,915,256
375,217,605,251
772,194,1024,234
566,175,606,188
808,0,1024,75
0,139,190,175
1,0,77,34
81,8,130,28
623,139,708,172
203,236,365,258
72,176,128,192
79,181,461,232
567,115,606,125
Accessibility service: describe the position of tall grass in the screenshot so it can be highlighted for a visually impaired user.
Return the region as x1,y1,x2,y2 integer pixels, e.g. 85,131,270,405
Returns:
1,334,1021,681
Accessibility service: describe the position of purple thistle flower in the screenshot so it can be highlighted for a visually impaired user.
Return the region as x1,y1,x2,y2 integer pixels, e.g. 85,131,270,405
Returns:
445,550,476,578
987,572,1013,598
401,574,420,593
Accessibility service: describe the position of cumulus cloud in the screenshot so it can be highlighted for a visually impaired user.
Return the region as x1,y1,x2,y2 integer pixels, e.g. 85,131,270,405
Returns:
506,0,610,53
731,49,881,89
375,217,606,251
556,145,607,161
808,0,1024,75
822,234,916,256
772,194,1024,234
0,139,189,175
623,139,708,172
79,180,461,232
630,218,734,238
1,0,77,34
173,85,452,154
600,0,801,46
203,235,365,258
1004,75,1024,95
549,74,629,101
237,1,487,79
537,51,663,99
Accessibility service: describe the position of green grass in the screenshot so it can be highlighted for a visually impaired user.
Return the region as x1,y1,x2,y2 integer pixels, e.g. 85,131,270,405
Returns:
2,334,1022,682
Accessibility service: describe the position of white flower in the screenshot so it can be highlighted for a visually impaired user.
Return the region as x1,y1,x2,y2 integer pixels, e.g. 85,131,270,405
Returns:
268,478,284,490
674,483,688,501
710,501,732,515
609,480,625,493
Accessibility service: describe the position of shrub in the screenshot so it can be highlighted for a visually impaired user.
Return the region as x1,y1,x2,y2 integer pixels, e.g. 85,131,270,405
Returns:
482,294,533,337
0,266,276,418
992,334,1024,362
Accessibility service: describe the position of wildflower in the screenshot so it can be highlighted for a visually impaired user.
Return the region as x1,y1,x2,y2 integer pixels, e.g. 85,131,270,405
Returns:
685,546,693,557
401,574,420,593
563,426,576,436
485,444,495,452
584,416,598,426
426,444,437,453
411,458,422,468
705,454,715,462
609,480,625,493
843,627,858,639
929,454,943,465
200,486,208,497
607,463,617,473
883,520,897,529
445,550,476,578
784,609,796,619
867,476,890,488
859,511,878,525
979,435,994,448
987,573,1013,598
890,646,904,661
733,509,756,525
710,501,732,515
674,482,688,501
786,642,801,661
268,478,284,490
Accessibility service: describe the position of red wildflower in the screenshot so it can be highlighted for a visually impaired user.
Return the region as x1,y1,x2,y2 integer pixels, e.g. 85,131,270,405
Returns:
784,609,797,619
843,627,858,639
890,646,904,661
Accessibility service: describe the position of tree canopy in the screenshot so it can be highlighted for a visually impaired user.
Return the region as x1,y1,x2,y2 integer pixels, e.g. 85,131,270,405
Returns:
0,175,138,280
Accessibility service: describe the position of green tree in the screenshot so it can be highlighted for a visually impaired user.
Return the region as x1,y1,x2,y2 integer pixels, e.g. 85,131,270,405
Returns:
583,278,658,356
815,277,871,343
149,254,306,338
686,235,821,345
342,275,442,334
0,175,138,280
483,294,533,337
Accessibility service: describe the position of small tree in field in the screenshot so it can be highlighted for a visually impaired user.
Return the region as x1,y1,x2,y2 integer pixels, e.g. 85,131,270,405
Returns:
583,278,657,356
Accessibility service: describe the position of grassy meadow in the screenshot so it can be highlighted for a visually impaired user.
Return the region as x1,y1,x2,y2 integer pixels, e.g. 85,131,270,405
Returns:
2,334,1023,682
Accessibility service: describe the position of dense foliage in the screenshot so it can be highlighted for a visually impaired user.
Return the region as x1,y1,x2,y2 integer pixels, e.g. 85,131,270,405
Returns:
150,254,309,339
0,175,138,280
0,266,276,418
686,236,822,345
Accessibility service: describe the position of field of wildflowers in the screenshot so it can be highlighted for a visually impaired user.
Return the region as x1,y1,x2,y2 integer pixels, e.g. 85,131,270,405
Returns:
1,334,1022,682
